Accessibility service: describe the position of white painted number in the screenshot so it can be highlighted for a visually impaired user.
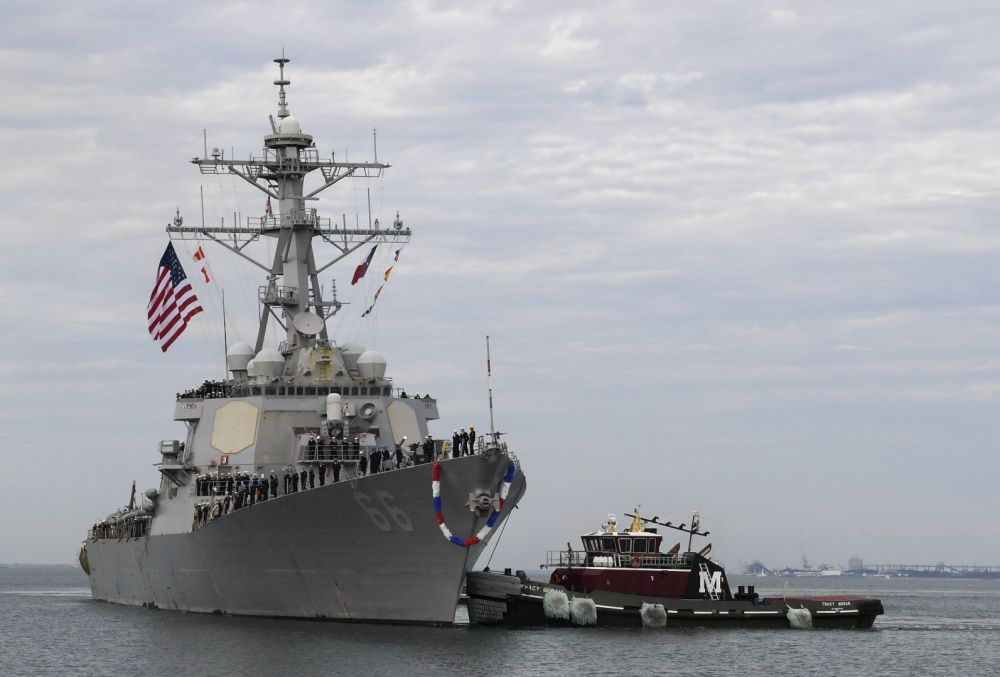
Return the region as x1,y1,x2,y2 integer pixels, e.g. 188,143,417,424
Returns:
354,491,413,532
354,493,391,531
376,491,413,531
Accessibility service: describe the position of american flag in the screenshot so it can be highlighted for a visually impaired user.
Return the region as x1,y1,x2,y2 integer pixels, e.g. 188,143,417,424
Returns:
148,242,203,352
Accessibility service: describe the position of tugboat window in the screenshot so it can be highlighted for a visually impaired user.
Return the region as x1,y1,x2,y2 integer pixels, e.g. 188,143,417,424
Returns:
601,537,615,552
619,539,631,553
633,538,647,553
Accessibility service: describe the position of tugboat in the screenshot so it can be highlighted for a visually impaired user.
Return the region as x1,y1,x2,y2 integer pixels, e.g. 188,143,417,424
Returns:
466,510,883,629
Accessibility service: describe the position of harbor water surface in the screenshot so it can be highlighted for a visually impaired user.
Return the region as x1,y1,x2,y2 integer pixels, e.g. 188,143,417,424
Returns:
2,565,998,676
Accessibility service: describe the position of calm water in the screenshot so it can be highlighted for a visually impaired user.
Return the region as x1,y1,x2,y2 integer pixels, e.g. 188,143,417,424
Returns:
2,565,1000,676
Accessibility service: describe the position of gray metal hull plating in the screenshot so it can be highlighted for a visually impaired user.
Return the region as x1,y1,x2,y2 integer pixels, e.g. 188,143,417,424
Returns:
85,455,525,625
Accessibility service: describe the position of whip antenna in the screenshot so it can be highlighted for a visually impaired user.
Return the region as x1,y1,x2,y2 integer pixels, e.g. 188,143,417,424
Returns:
487,335,495,441
221,288,228,381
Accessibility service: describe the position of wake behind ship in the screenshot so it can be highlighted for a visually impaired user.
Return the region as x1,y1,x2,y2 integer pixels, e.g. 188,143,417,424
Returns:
79,57,526,625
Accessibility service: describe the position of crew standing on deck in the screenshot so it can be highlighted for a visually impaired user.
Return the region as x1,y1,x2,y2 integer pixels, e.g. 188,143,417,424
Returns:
452,430,460,458
468,425,476,454
422,435,435,464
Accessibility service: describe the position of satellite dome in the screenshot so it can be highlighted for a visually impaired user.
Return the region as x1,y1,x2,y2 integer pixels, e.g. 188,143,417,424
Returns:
254,349,285,377
340,342,366,372
357,350,387,380
226,342,255,372
246,359,259,377
279,116,302,134
341,342,365,355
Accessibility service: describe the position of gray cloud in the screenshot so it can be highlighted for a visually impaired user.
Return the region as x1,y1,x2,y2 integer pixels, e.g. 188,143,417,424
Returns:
2,1,1000,570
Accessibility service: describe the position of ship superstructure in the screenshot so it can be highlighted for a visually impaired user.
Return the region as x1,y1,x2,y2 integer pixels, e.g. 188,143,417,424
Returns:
79,58,526,625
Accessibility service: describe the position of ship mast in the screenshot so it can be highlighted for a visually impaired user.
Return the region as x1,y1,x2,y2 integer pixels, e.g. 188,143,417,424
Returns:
167,56,411,361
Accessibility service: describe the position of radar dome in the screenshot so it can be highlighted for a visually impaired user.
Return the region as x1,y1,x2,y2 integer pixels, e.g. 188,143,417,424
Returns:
254,349,285,377
340,342,366,373
246,359,259,377
226,343,255,372
279,116,302,134
341,341,366,355
357,350,387,380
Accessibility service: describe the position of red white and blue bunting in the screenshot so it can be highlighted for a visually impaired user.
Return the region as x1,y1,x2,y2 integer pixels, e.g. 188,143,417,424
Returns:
432,460,516,547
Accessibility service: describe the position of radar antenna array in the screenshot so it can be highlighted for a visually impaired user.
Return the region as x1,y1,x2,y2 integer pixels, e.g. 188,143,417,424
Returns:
166,56,411,352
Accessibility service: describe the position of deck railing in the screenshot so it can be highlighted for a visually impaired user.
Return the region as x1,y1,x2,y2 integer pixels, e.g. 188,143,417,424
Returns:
543,549,693,569
544,551,587,567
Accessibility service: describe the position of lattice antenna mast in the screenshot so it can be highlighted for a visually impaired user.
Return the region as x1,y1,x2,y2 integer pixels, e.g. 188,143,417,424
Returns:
167,56,411,357
274,55,290,119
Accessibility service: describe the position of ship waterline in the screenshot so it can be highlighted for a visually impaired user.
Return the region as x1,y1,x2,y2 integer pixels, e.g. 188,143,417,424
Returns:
85,454,526,624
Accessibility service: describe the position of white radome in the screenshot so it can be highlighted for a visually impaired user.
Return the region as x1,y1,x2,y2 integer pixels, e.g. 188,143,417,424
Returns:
326,393,344,422
226,343,255,372
254,349,285,377
340,342,366,372
279,116,302,134
357,350,387,380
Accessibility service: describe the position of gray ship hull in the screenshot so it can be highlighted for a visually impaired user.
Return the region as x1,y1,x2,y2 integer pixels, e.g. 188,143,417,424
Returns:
84,454,525,625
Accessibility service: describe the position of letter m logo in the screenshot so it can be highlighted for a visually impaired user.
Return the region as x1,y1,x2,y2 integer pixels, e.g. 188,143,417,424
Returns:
699,570,722,595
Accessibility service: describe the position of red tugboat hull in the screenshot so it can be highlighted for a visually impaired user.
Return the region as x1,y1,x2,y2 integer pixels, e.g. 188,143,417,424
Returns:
466,566,883,630
467,511,883,629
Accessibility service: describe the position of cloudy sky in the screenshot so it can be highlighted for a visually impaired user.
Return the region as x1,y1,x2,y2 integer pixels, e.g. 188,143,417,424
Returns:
2,1,1000,570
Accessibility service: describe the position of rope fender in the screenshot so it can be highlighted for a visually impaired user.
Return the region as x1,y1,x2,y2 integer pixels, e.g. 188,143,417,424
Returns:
432,460,516,547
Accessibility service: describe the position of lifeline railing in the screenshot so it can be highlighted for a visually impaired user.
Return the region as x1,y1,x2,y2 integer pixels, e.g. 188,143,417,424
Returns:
542,550,693,568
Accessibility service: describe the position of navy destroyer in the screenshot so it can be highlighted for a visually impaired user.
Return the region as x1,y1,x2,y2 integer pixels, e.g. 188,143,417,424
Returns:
79,57,526,625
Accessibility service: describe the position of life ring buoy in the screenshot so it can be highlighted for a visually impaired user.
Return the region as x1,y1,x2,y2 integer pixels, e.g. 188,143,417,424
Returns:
631,554,642,568
432,460,516,547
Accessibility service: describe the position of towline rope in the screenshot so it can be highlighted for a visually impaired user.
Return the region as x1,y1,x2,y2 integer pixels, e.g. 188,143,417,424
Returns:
432,460,516,547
